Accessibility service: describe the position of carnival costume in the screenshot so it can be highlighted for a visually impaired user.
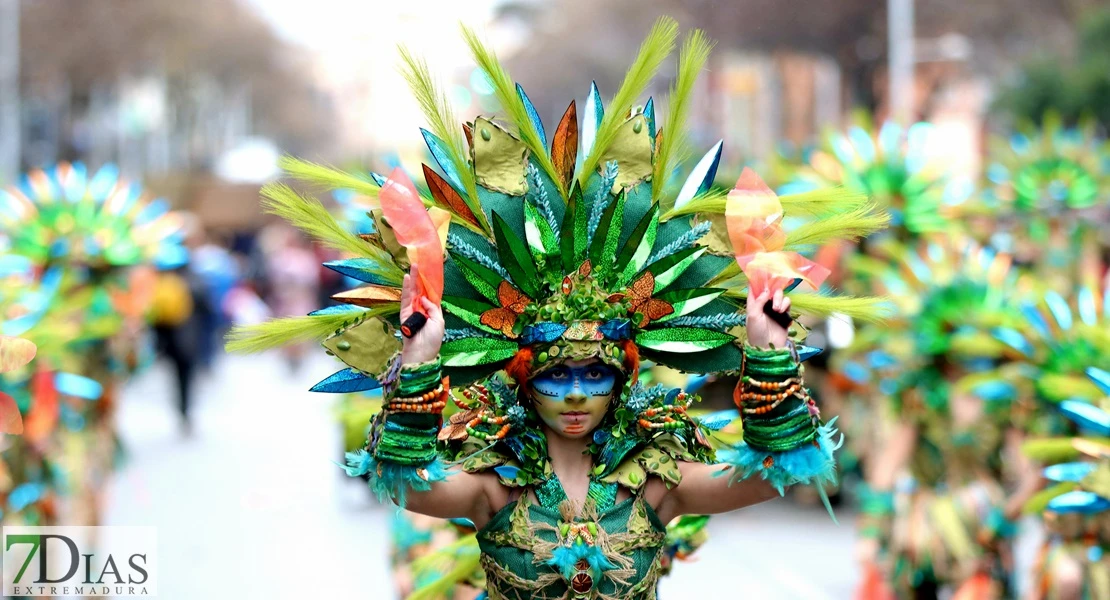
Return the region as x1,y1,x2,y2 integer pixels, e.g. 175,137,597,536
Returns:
0,162,186,526
842,237,1027,598
229,18,889,599
1023,367,1110,600
780,117,970,240
980,115,1109,293
991,273,1110,598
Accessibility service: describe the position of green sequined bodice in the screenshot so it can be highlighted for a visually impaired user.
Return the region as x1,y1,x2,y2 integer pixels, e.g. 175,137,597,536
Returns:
477,482,666,600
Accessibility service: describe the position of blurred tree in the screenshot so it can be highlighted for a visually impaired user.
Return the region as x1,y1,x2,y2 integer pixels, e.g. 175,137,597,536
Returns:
499,0,1100,126
18,0,333,170
991,5,1110,128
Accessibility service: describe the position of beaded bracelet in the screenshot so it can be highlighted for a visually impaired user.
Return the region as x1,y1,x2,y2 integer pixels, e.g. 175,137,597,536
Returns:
386,382,448,414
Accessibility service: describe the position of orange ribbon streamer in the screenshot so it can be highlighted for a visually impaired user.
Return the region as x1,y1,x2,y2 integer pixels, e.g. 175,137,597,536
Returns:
725,168,830,298
379,168,449,316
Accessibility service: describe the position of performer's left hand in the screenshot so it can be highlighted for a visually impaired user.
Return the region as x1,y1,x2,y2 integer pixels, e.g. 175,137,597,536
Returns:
746,289,791,350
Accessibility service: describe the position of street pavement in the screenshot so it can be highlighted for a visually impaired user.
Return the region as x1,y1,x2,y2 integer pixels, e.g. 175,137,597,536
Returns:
104,352,857,599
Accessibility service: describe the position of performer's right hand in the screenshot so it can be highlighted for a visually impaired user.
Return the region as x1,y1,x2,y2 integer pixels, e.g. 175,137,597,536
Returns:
400,265,444,365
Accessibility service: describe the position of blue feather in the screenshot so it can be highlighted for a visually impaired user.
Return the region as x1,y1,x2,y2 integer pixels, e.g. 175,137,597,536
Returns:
644,97,656,142
54,373,103,400
1088,367,1110,397
516,84,547,148
993,327,1033,356
323,258,397,285
1021,303,1052,340
88,163,120,201
341,450,448,508
1078,287,1098,326
308,304,367,317
1043,462,1095,483
582,81,604,161
1043,291,1074,331
421,129,466,192
847,126,876,163
697,409,738,431
971,380,1016,402
674,141,723,209
1048,491,1110,514
521,323,568,344
1059,400,1110,436
796,345,823,363
311,368,382,393
717,417,841,518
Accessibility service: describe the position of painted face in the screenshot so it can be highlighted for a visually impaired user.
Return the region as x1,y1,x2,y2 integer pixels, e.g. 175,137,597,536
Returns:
529,358,618,439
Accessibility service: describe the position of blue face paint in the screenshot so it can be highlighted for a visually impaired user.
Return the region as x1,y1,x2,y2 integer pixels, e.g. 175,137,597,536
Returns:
531,364,617,400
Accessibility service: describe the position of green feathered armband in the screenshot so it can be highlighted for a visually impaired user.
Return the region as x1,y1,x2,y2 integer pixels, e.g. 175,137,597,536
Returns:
343,358,448,507
718,345,840,498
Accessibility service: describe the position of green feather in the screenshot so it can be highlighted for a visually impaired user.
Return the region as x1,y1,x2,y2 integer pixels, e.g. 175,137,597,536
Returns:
560,183,589,269
653,29,714,207
225,309,390,354
578,17,678,185
1023,481,1078,515
784,204,890,248
442,295,501,335
279,156,381,199
787,294,892,324
588,191,626,277
616,203,660,285
450,254,504,303
398,46,489,233
442,338,519,366
662,186,872,222
654,288,725,322
492,212,542,297
260,183,404,285
647,246,705,292
780,186,872,217
636,327,733,352
408,535,482,600
661,189,725,220
460,25,564,197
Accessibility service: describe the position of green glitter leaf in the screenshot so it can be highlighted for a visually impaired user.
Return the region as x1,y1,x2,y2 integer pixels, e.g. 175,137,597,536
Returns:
646,246,705,292
442,337,520,366
560,183,589,270
588,190,626,278
615,203,660,286
492,211,541,297
653,288,725,323
450,253,504,304
441,295,501,335
635,327,733,352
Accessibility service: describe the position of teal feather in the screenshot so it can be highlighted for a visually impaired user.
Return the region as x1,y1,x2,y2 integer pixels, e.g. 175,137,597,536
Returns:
516,84,547,148
421,128,466,193
716,418,841,520
342,450,448,508
547,539,617,583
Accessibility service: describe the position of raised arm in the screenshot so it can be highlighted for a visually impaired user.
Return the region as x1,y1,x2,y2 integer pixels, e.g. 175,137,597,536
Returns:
654,289,839,520
344,270,506,526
